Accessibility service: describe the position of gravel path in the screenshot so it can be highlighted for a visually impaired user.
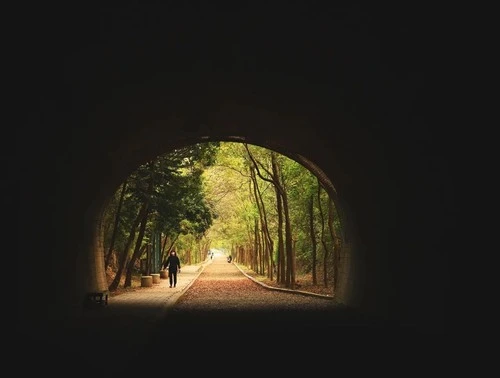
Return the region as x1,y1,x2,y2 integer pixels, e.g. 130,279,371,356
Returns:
175,256,337,311
32,255,398,375
150,255,377,341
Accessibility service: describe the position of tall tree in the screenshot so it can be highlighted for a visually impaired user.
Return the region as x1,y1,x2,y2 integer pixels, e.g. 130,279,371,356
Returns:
248,165,273,278
245,145,296,288
317,178,329,287
327,197,340,291
124,164,153,286
308,193,318,285
105,180,127,269
108,199,149,291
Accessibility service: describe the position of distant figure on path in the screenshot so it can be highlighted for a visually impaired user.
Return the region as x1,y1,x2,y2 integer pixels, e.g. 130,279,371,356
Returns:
163,250,181,288
227,255,232,263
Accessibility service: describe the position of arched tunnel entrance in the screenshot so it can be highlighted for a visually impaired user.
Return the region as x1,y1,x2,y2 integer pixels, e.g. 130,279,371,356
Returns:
82,102,389,318
20,96,446,335
87,135,363,314
19,6,449,358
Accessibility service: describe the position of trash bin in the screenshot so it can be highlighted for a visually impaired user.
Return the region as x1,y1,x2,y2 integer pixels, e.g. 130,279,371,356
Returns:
141,275,153,287
151,273,160,284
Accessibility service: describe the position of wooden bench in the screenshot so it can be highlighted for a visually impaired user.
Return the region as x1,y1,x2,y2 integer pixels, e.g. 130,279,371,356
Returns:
86,290,109,306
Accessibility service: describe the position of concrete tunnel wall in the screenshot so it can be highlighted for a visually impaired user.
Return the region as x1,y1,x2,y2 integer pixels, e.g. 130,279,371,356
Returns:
81,108,367,312
78,99,373,310
20,80,445,333
19,6,448,334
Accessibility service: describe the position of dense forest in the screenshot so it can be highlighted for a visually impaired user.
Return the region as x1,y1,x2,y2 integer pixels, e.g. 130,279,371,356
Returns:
103,142,343,294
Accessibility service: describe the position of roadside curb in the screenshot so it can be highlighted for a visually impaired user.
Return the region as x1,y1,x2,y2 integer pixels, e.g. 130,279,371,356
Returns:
234,262,335,300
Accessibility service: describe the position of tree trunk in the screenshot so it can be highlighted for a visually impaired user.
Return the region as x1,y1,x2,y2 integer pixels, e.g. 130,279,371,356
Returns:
124,207,149,287
105,180,127,269
108,202,145,291
309,193,318,285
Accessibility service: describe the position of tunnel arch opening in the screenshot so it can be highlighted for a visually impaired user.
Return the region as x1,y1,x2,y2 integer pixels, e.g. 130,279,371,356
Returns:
19,5,448,346
83,128,365,316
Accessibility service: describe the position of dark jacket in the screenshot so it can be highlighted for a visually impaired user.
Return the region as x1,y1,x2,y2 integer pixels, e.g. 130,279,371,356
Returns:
164,254,181,271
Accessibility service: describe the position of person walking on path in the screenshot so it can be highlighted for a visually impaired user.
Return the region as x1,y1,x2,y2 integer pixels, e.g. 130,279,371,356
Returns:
163,250,181,288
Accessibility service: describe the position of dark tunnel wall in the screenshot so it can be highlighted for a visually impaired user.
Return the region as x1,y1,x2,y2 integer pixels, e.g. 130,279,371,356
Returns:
19,4,449,335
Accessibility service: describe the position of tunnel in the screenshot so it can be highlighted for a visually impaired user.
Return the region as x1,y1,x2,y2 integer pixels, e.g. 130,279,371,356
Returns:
19,4,449,347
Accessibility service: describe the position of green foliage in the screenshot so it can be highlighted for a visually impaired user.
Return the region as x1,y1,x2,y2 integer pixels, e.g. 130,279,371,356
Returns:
104,142,219,257
104,140,343,286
